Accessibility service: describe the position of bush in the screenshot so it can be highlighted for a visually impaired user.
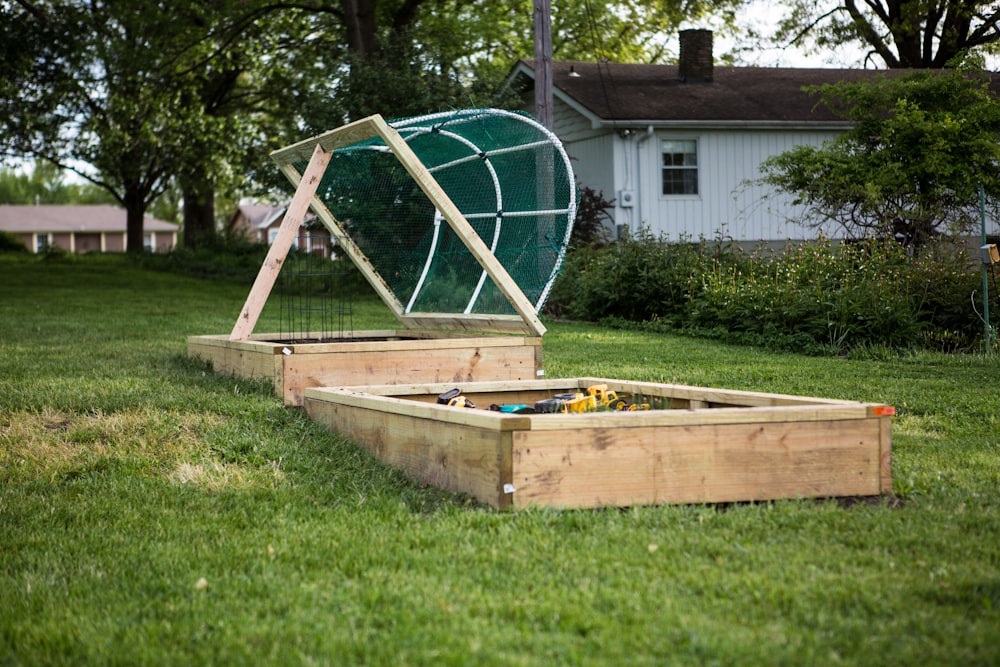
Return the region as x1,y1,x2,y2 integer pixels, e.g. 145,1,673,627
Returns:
546,232,997,354
134,232,374,297
570,187,615,249
547,228,730,322
0,231,28,253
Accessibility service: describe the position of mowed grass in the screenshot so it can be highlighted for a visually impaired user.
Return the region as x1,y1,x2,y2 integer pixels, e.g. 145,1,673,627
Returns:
1,253,998,666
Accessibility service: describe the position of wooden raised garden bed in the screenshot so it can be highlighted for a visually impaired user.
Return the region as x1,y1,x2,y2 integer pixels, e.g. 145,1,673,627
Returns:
304,378,894,510
187,330,542,407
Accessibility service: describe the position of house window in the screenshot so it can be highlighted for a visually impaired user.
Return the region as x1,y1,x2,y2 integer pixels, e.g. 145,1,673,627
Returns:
144,233,154,251
35,234,49,253
661,139,698,195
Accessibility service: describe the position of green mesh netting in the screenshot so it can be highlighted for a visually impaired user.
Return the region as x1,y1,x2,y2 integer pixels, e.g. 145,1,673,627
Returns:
293,109,576,318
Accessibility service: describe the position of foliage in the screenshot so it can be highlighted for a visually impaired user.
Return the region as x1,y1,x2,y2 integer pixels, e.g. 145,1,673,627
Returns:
3,0,742,254
133,232,271,283
547,228,715,322
547,231,997,354
0,1,315,251
764,0,1000,68
760,66,1000,246
1,1,192,251
0,231,28,253
441,0,741,83
1,254,999,665
569,186,615,250
0,162,116,205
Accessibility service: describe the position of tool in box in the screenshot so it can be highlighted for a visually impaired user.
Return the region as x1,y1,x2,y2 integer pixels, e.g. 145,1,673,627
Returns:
437,388,476,409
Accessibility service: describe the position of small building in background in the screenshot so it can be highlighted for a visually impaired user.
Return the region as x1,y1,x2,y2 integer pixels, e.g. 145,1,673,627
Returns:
0,204,178,253
227,203,333,257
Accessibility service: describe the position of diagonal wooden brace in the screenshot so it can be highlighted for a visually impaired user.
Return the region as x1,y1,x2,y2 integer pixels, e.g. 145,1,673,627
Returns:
229,144,331,341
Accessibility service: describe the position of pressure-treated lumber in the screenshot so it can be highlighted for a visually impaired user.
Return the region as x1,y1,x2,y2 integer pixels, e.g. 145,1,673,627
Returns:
303,378,894,510
373,115,546,337
267,113,546,337
230,144,331,341
189,332,543,406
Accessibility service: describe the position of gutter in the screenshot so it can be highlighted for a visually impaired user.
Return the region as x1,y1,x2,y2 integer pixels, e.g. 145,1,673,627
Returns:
596,119,854,132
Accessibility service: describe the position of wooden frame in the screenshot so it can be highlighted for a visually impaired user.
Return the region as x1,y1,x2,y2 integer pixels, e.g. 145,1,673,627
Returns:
193,115,554,404
232,114,545,341
303,378,894,510
188,331,544,407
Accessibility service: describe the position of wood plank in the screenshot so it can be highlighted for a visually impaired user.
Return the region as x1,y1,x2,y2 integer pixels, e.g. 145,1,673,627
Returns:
189,334,281,354
281,344,540,405
511,419,884,509
523,404,872,430
305,397,507,507
327,378,581,398
306,387,530,431
575,377,865,408
285,334,540,356
230,144,332,341
371,115,547,337
397,313,539,335
268,116,381,165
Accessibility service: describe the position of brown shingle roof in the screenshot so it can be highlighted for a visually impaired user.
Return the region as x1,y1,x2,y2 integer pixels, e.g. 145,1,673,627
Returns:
518,60,890,125
0,205,178,233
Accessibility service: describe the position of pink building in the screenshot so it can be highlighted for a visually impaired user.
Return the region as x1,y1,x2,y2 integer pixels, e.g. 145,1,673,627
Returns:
0,205,178,253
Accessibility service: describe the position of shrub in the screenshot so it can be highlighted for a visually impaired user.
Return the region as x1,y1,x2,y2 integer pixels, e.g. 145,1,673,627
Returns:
547,231,997,354
570,187,615,249
0,231,28,253
546,228,731,321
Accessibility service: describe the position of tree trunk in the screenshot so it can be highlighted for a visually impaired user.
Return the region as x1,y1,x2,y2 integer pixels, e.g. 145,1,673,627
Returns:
182,179,216,250
123,185,146,254
341,0,378,56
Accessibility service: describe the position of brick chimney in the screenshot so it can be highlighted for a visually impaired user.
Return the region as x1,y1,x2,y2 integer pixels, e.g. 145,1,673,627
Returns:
678,29,713,83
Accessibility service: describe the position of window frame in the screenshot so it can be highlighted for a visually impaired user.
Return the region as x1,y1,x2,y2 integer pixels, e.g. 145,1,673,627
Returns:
659,138,700,198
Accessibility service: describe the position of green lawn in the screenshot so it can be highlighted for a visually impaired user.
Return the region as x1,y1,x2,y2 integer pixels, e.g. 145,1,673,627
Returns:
1,253,998,666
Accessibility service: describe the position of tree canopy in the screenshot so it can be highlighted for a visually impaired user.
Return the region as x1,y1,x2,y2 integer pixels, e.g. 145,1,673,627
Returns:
760,63,1000,246
0,162,115,205
765,0,1000,68
1,0,738,252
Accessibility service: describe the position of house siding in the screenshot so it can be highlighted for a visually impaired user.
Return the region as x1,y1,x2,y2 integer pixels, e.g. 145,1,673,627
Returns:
104,234,124,252
564,133,616,209
52,233,72,251
570,127,841,242
76,233,101,253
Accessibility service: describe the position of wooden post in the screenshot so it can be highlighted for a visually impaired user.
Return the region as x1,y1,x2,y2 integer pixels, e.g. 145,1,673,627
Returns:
534,0,553,129
229,144,331,341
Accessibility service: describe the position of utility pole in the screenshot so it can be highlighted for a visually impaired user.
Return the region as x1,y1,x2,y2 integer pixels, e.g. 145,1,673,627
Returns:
534,0,553,129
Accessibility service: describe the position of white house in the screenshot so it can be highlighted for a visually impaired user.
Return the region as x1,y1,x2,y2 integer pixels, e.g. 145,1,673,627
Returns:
508,29,882,244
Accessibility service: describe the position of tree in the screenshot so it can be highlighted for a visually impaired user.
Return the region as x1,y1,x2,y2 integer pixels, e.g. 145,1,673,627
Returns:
760,63,1000,246
1,1,203,252
767,0,1000,68
3,0,739,254
296,0,743,127
0,162,116,205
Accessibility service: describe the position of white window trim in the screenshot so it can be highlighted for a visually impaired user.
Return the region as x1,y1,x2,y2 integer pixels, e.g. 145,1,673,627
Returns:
659,137,701,200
